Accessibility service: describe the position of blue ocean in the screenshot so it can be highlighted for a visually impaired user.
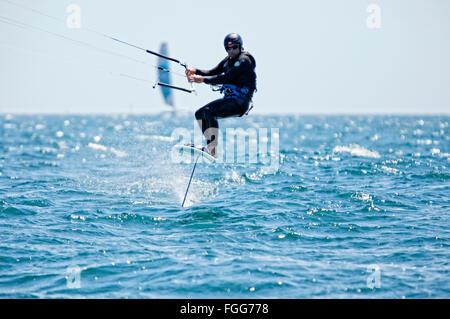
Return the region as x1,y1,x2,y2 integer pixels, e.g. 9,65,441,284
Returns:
0,113,448,298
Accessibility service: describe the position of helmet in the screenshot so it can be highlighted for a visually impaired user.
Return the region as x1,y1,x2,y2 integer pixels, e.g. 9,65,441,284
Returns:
224,33,243,49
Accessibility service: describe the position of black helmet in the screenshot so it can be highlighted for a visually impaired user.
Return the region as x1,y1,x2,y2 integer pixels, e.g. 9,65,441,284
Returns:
224,33,243,48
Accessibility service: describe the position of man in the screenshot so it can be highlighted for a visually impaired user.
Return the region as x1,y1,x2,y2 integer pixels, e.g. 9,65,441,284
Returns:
186,33,257,158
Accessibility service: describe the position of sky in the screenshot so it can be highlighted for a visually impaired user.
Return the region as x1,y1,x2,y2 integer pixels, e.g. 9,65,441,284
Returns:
0,0,449,114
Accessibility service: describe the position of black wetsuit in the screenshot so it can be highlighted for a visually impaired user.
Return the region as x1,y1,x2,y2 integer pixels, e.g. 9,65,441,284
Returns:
194,51,257,144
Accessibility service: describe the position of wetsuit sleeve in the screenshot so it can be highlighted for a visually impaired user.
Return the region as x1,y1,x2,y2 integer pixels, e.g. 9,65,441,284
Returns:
195,58,227,76
203,57,253,86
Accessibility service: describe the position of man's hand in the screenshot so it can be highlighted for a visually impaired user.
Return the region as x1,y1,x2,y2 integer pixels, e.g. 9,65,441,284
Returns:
185,68,197,77
188,74,204,83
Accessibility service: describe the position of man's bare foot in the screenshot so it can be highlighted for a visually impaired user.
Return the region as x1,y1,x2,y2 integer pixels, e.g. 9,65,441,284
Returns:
207,146,217,158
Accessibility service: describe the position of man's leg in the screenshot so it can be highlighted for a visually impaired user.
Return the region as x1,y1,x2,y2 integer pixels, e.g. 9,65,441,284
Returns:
195,100,220,156
195,98,247,156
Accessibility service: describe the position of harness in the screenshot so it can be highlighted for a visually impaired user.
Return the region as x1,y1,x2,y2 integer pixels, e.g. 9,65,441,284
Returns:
219,84,249,99
212,84,254,115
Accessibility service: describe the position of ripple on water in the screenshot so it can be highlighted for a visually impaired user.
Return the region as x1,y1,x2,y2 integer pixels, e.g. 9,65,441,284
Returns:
0,115,448,298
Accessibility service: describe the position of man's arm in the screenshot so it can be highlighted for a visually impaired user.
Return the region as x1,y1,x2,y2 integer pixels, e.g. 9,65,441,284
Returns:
195,57,227,76
203,57,253,85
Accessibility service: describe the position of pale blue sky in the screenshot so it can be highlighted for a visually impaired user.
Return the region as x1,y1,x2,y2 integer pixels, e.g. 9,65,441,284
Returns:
0,0,449,114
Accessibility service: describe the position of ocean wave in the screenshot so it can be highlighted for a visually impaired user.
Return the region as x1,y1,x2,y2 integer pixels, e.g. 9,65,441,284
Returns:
332,144,380,158
88,143,128,157
0,206,37,216
1,114,449,298
135,135,175,142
